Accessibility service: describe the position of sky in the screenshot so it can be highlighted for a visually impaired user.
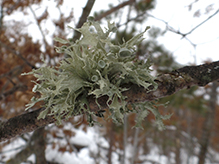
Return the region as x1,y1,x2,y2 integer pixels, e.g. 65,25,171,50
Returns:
4,0,219,65
96,0,219,65
149,0,219,65
66,0,219,65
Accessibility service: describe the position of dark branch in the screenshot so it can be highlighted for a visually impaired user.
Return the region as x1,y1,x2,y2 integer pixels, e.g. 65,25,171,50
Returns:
181,9,219,37
0,84,27,101
0,40,36,69
72,0,96,41
94,0,136,21
0,108,54,142
72,0,136,41
1,61,219,142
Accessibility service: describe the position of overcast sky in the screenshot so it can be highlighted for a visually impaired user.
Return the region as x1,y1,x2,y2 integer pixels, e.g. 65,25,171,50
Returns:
5,0,219,65
59,0,219,65
149,0,219,65
95,0,219,65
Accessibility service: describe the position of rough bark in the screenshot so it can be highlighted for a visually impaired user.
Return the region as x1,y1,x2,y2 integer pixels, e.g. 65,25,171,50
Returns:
0,108,54,142
0,61,219,142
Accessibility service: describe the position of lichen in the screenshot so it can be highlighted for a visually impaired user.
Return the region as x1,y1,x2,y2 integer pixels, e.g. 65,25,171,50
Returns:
23,18,170,129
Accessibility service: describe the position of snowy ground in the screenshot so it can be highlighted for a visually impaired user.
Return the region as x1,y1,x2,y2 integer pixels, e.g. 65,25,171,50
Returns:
1,122,218,164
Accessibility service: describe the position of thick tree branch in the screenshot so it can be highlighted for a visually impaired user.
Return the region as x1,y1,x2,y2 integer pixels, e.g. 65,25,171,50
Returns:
0,61,219,142
0,108,54,142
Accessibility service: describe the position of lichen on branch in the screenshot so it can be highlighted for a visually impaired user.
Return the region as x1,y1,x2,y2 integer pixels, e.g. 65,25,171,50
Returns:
23,17,170,129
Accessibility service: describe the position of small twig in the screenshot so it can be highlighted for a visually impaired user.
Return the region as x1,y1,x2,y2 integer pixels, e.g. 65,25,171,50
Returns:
117,11,146,28
184,9,219,37
148,9,219,39
0,40,36,69
29,6,48,46
0,145,25,154
0,65,23,79
94,0,136,21
0,84,27,101
65,135,79,157
147,9,219,63
6,76,16,86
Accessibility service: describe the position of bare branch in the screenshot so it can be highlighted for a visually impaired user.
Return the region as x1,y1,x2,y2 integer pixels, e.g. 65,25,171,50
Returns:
29,6,48,47
117,11,146,28
185,9,219,36
0,84,27,101
148,9,219,38
0,61,219,142
72,0,96,41
0,40,36,69
72,0,137,41
94,0,136,21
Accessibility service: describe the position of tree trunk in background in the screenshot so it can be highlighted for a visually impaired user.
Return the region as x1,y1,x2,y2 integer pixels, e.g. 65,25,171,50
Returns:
6,127,46,164
33,127,46,164
175,127,181,164
131,127,140,164
198,82,217,164
174,108,182,164
108,121,114,164
185,110,194,164
121,114,127,164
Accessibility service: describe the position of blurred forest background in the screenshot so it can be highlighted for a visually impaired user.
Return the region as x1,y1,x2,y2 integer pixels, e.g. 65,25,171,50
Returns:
0,0,219,164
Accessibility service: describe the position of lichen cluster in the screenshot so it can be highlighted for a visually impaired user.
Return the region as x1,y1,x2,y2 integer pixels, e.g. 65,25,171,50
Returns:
24,18,170,129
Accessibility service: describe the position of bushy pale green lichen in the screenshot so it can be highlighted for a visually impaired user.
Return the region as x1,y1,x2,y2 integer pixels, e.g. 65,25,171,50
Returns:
23,18,171,129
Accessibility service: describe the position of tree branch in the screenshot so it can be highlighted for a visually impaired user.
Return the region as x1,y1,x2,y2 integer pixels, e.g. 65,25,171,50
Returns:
0,83,27,101
0,108,54,142
94,0,136,21
148,9,219,38
178,9,219,38
1,61,219,142
72,0,96,41
72,0,136,41
0,40,36,69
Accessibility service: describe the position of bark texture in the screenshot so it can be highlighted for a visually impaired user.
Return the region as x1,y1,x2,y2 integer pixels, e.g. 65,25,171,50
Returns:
0,61,219,142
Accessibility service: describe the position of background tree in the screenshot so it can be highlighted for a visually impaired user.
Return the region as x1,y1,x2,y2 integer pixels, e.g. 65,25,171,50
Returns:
0,0,219,164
